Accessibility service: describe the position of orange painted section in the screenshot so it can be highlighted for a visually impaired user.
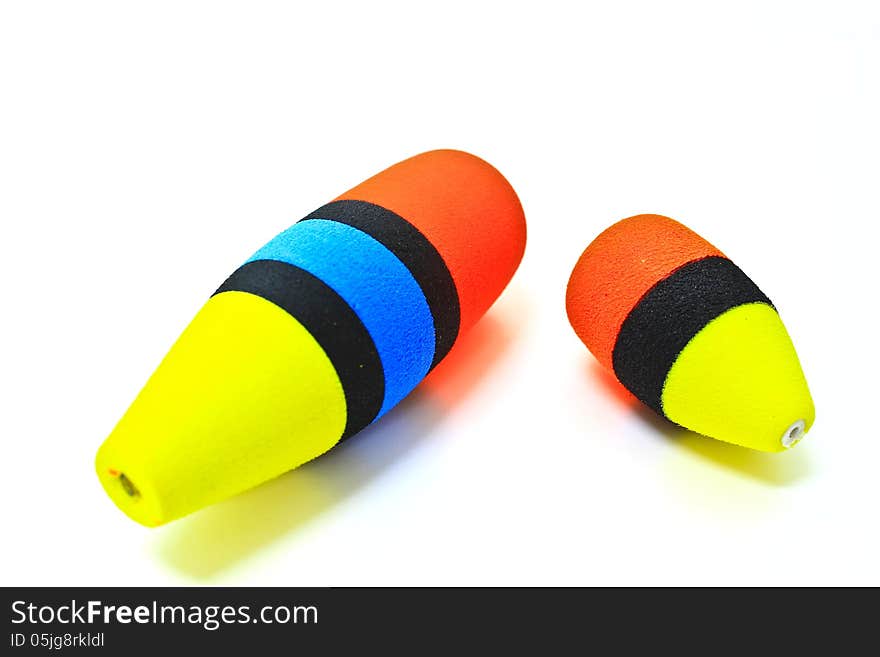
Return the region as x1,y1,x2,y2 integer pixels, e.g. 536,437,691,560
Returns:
337,149,526,336
566,214,724,370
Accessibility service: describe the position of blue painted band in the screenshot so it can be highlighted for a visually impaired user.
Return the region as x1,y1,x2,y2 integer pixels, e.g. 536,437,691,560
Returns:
249,219,435,417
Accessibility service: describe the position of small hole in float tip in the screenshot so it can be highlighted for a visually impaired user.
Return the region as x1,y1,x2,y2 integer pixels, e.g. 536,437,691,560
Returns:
114,472,140,498
781,419,806,448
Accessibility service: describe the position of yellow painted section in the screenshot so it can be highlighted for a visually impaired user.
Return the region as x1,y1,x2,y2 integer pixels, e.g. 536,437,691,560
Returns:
95,291,347,526
661,303,815,452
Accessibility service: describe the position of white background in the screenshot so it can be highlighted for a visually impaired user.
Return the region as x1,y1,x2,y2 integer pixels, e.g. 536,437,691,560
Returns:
1,1,878,586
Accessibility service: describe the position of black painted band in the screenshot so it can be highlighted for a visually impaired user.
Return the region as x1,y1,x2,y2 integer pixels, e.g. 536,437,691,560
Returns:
612,256,773,415
301,200,460,369
214,259,384,439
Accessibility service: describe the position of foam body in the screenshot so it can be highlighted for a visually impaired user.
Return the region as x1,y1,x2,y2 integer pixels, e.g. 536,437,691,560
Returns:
97,150,526,526
566,214,814,452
